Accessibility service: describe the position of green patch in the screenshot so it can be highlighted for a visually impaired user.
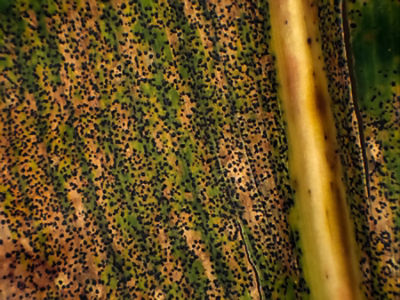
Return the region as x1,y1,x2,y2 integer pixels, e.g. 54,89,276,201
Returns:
0,0,12,14
351,1,400,116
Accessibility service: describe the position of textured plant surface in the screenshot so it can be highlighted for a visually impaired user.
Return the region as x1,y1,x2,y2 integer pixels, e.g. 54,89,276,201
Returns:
0,0,398,299
345,1,399,297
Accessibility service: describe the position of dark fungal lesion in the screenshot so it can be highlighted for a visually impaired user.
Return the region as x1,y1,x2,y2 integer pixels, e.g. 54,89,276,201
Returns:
318,0,400,298
2,0,394,299
0,0,306,298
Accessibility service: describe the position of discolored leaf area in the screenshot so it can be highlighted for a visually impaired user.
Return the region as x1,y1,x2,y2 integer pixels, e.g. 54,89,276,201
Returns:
345,0,400,298
0,0,307,298
0,0,397,299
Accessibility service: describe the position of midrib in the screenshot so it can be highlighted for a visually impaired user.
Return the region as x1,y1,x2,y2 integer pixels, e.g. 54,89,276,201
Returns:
269,1,363,299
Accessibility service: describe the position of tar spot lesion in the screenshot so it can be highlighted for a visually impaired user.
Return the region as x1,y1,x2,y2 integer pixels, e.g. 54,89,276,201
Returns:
1,0,394,299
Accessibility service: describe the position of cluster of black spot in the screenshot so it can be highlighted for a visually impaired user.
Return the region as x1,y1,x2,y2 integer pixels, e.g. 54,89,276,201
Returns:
318,0,400,298
0,0,309,298
1,0,396,299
